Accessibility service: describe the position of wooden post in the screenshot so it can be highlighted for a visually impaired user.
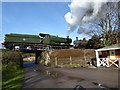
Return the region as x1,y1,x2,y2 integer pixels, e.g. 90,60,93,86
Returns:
70,56,72,65
84,50,86,61
55,57,58,66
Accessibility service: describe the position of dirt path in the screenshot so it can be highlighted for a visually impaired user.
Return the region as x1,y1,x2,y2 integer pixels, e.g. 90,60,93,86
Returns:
22,64,119,89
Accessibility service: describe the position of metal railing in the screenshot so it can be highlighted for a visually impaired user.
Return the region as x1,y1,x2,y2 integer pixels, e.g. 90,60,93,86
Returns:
13,43,52,50
13,43,70,50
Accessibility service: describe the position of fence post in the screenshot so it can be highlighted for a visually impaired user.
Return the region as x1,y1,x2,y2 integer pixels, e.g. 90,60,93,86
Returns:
70,56,72,65
84,50,86,61
55,57,58,66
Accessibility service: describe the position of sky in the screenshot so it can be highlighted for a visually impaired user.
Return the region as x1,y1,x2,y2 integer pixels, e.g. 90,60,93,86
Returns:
1,2,90,45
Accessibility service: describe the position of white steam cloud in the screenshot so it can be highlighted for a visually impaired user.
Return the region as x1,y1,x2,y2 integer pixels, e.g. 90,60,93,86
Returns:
64,0,116,34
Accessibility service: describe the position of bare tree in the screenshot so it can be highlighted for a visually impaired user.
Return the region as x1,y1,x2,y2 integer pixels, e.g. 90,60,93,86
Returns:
87,2,119,46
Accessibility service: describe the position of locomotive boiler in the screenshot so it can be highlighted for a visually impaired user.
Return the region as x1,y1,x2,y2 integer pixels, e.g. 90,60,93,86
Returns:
2,33,72,50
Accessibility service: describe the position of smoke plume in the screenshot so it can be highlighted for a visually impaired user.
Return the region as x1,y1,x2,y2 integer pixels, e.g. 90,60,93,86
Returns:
64,0,117,34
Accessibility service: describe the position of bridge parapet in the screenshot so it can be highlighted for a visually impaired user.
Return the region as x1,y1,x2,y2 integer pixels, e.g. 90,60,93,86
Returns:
13,43,52,51
13,43,70,51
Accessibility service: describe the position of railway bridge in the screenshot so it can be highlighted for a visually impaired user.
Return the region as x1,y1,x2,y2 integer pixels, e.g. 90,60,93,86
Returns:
15,44,68,67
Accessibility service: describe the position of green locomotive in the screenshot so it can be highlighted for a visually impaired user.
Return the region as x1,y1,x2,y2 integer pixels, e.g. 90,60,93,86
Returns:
3,33,72,50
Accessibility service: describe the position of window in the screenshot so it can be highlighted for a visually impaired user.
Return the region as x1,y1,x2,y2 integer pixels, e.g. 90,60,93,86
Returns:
109,50,116,59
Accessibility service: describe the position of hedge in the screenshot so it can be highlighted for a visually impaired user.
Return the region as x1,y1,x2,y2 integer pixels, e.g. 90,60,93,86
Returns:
2,50,23,65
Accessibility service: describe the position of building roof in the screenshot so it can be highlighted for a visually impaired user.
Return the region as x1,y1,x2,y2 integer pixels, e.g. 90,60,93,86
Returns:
96,43,120,51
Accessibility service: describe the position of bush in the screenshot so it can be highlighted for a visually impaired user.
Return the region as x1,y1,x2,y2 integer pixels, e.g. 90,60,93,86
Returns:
2,50,23,65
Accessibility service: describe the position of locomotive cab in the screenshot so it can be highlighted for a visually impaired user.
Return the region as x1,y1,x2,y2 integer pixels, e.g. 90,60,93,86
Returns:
39,33,50,44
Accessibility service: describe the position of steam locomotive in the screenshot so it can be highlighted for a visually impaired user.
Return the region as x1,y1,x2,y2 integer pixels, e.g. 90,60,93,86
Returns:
2,33,72,50
73,37,80,49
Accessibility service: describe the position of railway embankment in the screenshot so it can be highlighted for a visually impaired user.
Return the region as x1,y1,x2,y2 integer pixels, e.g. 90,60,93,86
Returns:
40,49,96,67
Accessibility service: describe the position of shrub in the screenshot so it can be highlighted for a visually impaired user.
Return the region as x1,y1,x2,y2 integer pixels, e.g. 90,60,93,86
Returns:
2,50,23,65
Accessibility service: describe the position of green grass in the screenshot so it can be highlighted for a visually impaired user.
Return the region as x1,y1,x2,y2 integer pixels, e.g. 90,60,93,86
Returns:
70,63,87,66
2,63,24,89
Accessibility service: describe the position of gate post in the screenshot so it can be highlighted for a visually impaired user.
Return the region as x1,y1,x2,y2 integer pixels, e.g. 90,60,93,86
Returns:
119,58,120,68
96,50,100,67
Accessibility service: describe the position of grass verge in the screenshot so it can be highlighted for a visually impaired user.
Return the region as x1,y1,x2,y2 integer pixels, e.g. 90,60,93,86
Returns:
70,63,87,66
2,63,24,89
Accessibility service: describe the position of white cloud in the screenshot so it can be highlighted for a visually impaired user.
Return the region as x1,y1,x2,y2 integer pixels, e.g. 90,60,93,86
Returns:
64,0,119,34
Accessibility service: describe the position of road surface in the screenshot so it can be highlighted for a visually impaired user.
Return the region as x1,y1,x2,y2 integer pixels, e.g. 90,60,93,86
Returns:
22,63,119,89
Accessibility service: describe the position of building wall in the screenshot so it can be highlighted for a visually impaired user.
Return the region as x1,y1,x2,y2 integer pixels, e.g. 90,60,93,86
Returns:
104,49,120,59
107,49,120,65
98,49,120,67
115,49,120,58
101,51,109,58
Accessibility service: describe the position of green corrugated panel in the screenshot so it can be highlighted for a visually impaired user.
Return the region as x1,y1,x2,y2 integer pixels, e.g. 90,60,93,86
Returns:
43,38,50,44
5,34,40,43
50,36,67,43
100,43,120,49
6,33,40,38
